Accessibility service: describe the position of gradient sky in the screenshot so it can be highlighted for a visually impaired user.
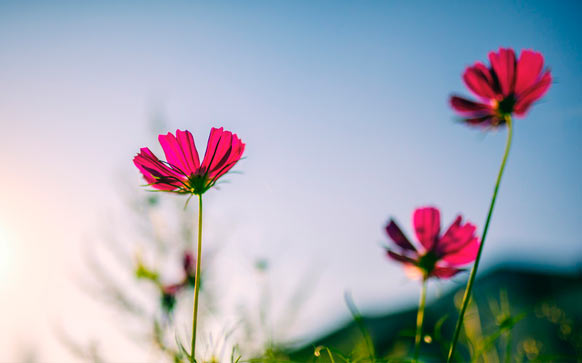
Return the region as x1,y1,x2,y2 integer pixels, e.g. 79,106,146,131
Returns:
0,1,581,361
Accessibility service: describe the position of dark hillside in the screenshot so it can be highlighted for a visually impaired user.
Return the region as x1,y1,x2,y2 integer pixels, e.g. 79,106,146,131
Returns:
289,266,582,362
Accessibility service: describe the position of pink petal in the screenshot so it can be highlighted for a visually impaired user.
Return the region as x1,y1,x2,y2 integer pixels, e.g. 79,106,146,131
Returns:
450,96,493,115
135,148,182,178
134,161,166,188
200,127,231,174
463,62,498,99
431,266,464,279
514,50,544,95
441,237,479,265
385,220,416,251
210,132,245,181
438,216,477,255
176,129,201,172
514,71,552,116
158,131,195,175
413,207,441,251
133,148,183,191
488,48,517,97
162,283,182,295
207,131,234,176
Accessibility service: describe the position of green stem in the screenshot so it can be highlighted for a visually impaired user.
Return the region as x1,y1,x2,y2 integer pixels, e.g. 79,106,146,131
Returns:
191,194,203,362
503,331,511,363
326,349,336,363
447,115,513,362
414,278,427,362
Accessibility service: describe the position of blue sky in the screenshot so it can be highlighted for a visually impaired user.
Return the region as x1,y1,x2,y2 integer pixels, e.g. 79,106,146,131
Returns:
0,0,580,360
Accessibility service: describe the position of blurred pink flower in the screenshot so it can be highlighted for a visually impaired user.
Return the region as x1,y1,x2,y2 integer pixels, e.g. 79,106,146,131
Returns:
450,47,551,127
385,207,480,279
133,128,245,195
183,251,195,275
162,283,182,296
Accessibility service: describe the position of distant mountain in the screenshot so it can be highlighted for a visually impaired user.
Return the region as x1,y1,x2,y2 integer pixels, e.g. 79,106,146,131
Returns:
289,266,582,362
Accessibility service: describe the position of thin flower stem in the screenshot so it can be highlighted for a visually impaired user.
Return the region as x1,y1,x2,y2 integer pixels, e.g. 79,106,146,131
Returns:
414,278,428,362
191,194,203,362
504,331,512,363
447,115,513,362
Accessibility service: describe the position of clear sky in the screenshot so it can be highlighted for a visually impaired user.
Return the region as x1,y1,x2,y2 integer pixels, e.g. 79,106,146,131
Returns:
0,0,580,361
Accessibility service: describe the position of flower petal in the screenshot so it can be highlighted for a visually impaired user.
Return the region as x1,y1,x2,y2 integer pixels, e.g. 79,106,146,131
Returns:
438,216,477,255
385,220,416,251
210,132,245,181
441,237,479,265
176,129,201,172
489,48,517,97
133,148,183,191
463,62,498,99
158,130,200,175
464,115,499,127
450,96,493,115
413,207,440,251
431,266,464,279
386,250,417,265
158,133,189,175
514,50,544,95
514,71,552,116
201,127,232,175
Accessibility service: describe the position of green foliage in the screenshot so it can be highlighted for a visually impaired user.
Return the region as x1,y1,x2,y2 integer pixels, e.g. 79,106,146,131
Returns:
344,293,376,361
135,260,160,283
161,292,177,313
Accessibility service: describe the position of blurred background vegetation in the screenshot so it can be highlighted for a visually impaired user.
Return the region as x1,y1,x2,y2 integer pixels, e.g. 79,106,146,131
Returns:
60,175,581,361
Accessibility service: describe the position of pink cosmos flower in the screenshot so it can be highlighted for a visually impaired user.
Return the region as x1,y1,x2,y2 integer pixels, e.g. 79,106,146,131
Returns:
385,207,480,279
133,128,245,195
450,47,551,127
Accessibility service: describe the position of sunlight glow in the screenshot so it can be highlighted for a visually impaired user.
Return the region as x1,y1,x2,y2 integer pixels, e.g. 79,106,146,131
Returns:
0,224,14,285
